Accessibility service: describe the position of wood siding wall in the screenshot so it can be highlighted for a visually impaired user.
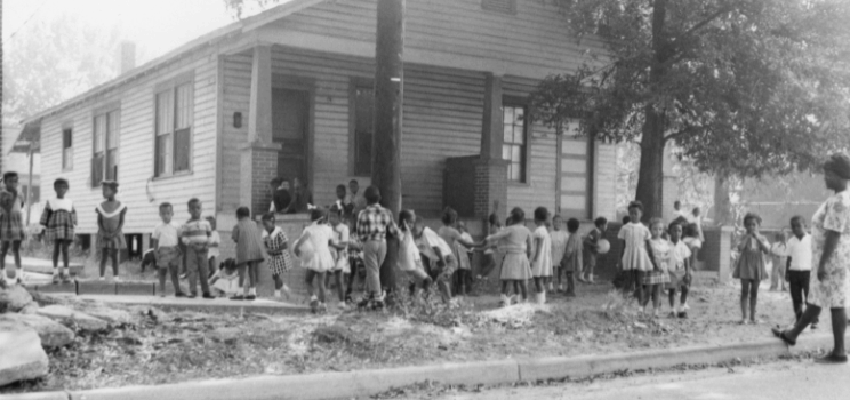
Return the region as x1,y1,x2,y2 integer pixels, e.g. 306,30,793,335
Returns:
38,51,219,234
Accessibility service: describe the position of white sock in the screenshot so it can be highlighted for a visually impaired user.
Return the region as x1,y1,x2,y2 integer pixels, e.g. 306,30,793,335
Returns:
249,287,257,296
540,291,546,304
274,290,281,298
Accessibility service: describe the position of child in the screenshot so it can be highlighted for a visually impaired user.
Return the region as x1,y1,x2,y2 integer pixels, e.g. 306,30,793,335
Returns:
152,202,184,297
95,180,126,281
682,218,702,272
666,220,692,318
297,208,336,312
344,224,364,305
211,258,241,297
734,213,770,324
328,206,350,309
531,207,553,304
617,201,654,309
438,207,475,298
582,217,609,283
644,218,671,318
769,231,788,292
398,209,432,300
560,218,583,297
207,217,220,282
333,184,347,214
40,178,77,284
262,213,292,299
0,171,25,286
414,220,454,303
458,222,476,294
479,213,502,281
550,215,568,293
785,216,817,329
487,207,533,307
181,199,213,299
231,206,265,300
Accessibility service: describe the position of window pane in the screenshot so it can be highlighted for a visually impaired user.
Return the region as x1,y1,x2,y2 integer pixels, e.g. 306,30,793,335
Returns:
156,92,173,136
108,112,119,150
106,149,118,180
512,146,521,162
64,148,73,170
504,107,514,124
353,86,375,175
94,115,105,152
502,146,512,161
92,154,104,186
174,128,191,172
156,134,172,176
63,129,72,148
175,84,192,130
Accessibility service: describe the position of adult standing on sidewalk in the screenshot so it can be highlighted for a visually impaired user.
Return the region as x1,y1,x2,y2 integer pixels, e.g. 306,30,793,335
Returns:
356,185,398,310
773,153,850,363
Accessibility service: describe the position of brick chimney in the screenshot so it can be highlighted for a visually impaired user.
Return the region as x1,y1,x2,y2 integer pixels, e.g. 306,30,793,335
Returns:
119,41,136,75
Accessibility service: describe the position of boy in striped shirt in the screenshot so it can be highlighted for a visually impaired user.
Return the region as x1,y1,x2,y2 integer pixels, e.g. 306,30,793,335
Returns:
180,198,214,299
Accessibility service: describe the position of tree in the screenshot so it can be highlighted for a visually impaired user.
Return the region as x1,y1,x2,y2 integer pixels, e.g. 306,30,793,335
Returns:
532,0,850,221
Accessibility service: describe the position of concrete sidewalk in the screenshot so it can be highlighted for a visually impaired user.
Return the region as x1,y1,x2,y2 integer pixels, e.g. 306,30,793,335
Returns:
3,256,84,275
40,293,312,315
1,332,836,400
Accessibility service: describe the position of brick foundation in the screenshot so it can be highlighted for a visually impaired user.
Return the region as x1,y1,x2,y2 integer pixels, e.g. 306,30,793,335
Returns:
240,142,281,217
473,158,508,221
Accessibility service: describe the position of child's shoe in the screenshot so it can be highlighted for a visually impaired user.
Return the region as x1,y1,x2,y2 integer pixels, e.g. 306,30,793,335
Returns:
274,290,282,298
678,312,688,319
175,292,187,298
498,294,509,308
310,296,319,313
61,272,71,284
202,293,215,299
52,273,60,285
230,295,244,301
337,301,347,312
99,276,106,281
113,276,121,283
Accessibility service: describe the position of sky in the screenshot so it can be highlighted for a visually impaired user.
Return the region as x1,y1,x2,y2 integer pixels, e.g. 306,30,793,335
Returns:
2,0,269,65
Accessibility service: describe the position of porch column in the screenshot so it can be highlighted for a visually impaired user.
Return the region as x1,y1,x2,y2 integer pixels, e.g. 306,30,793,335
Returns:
241,45,281,216
473,73,508,221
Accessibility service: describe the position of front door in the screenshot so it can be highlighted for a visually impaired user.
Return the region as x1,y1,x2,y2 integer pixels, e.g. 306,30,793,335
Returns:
272,88,309,187
556,122,594,220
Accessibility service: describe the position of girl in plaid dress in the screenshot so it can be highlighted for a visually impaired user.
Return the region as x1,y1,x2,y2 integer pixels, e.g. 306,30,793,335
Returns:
40,178,77,284
644,218,671,318
262,213,292,299
0,171,25,286
95,181,127,281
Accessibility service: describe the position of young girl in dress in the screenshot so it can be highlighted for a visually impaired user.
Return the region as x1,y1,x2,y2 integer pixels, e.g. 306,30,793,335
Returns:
734,213,770,324
398,209,432,301
415,220,454,304
488,207,533,307
667,220,692,318
296,208,336,313
550,215,569,293
617,201,654,310
262,213,292,299
531,207,553,304
95,181,126,281
644,218,670,318
561,217,583,297
40,178,77,284
0,171,25,286
327,206,350,309
210,258,241,297
207,216,220,282
438,207,475,298
231,207,265,300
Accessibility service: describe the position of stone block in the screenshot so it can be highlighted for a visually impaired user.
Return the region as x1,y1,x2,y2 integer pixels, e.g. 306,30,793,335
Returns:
0,330,49,386
0,285,34,313
0,313,75,348
77,281,116,295
114,282,155,296
37,305,108,331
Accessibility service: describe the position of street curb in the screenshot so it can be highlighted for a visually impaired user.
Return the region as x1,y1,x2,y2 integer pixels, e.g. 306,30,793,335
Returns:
2,333,835,400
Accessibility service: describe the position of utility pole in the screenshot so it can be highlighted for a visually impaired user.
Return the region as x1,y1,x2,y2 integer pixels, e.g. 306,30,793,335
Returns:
372,0,404,304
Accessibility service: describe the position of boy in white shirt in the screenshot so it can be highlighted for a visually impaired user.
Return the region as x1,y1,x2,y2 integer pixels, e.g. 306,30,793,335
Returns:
785,216,818,328
152,203,184,297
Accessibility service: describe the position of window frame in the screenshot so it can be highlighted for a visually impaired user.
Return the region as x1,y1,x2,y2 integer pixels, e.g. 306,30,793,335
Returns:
90,103,120,188
62,122,73,171
502,96,530,184
348,77,376,177
153,71,194,179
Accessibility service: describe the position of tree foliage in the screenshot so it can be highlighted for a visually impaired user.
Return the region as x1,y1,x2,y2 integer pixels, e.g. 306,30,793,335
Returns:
533,0,850,216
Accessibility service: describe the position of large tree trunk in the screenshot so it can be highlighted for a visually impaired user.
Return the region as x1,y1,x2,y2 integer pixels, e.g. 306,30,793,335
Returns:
373,0,404,304
634,0,669,222
713,174,732,225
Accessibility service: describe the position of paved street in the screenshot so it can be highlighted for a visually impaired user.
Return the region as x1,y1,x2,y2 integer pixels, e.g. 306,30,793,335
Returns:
426,359,850,400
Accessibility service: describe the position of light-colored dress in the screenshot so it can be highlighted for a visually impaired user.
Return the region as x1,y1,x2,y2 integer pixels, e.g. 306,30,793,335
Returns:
531,225,553,278
734,234,769,281
644,238,671,285
487,224,533,281
263,226,291,275
40,198,77,242
618,223,652,271
550,230,569,267
667,239,692,288
808,190,850,308
96,202,127,249
331,223,350,273
300,222,335,272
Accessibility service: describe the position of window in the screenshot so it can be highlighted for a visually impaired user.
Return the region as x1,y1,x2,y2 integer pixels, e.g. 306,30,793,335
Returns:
482,0,516,14
351,80,375,176
92,110,119,186
155,81,193,177
503,103,528,183
21,185,40,204
62,128,73,170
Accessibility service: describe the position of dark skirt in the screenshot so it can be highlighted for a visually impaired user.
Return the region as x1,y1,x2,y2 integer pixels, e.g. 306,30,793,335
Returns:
0,212,24,241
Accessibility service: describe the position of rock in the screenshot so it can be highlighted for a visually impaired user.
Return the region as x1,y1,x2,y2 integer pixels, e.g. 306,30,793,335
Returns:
37,305,108,331
78,305,134,327
0,330,49,386
0,285,34,313
0,313,75,347
20,302,39,314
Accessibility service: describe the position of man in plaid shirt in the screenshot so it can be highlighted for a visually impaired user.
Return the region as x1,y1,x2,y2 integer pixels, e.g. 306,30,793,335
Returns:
356,185,398,309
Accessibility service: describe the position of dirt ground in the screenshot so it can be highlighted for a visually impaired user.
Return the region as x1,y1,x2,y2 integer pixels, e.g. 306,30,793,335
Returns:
3,280,810,393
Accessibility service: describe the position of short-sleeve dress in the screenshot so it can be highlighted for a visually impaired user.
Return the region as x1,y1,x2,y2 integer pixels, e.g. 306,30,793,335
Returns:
618,223,653,271
41,198,77,243
300,222,335,272
263,226,291,275
734,234,769,281
550,230,569,268
808,190,850,308
331,223,350,273
96,202,127,249
439,226,471,271
0,188,25,241
231,219,265,266
644,238,671,285
488,224,533,281
560,232,583,272
531,225,553,278
667,239,692,288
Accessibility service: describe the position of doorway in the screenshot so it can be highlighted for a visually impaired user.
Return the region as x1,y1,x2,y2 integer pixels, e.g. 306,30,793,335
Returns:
272,88,310,188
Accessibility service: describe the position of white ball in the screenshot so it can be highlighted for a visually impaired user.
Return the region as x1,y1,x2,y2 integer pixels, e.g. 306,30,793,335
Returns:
597,239,611,255
299,239,315,266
